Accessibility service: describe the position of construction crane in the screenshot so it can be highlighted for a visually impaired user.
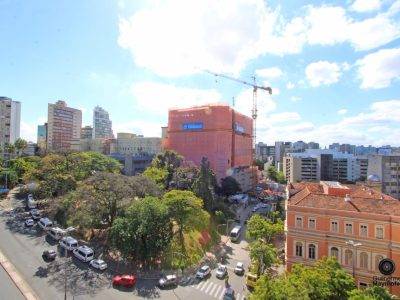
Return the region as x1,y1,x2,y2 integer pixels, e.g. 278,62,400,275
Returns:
203,69,272,153
203,69,272,193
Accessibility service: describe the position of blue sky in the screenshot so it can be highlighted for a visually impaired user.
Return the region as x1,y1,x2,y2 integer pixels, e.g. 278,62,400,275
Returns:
1,0,399,147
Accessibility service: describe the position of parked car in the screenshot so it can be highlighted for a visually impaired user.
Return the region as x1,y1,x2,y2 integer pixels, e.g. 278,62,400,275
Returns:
42,249,57,261
113,274,136,288
73,246,94,262
216,265,228,279
38,217,53,231
89,259,108,271
27,194,34,201
25,218,34,227
30,209,41,220
196,265,211,279
59,236,79,251
158,274,178,288
223,287,235,300
234,262,245,275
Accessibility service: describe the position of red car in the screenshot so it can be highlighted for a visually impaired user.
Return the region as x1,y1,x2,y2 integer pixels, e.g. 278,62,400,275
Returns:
113,274,136,288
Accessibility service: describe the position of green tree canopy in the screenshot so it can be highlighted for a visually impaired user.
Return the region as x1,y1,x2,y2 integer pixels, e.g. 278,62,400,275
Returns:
169,164,199,191
163,190,210,253
110,197,173,267
143,167,168,189
348,285,397,300
14,138,28,156
246,214,284,243
151,150,183,188
219,176,241,196
192,157,217,211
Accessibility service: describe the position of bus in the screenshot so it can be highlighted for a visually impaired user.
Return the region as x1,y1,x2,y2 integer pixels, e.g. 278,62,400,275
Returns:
230,225,242,242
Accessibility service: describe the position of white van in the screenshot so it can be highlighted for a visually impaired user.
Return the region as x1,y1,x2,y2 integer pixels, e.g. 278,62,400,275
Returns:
60,236,79,251
47,227,67,240
73,246,94,262
230,225,242,242
27,199,37,209
38,218,53,231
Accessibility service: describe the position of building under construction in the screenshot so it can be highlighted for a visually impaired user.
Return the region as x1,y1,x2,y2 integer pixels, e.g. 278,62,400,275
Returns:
163,103,256,190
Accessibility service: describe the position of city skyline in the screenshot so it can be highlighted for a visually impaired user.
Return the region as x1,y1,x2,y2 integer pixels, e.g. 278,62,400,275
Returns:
1,0,400,147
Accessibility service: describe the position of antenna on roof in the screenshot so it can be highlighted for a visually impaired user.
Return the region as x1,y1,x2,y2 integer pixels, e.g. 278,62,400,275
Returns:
232,96,235,108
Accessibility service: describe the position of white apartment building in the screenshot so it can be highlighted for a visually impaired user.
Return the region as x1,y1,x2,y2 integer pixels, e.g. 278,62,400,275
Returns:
0,97,20,147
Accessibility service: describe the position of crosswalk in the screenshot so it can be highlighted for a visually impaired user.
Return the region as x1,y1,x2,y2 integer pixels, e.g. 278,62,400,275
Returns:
184,277,247,300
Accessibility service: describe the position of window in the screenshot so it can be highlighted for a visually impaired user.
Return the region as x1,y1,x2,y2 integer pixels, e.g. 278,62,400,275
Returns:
295,216,303,228
360,224,368,237
360,252,369,269
331,247,339,259
308,244,316,260
308,218,316,230
345,249,353,266
345,222,353,234
295,242,303,257
375,226,384,239
359,282,368,290
375,255,384,271
331,220,339,232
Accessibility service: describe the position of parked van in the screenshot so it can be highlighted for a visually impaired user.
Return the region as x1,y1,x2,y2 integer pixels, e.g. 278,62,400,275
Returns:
47,227,67,240
60,236,79,251
38,218,53,231
73,246,94,262
27,199,37,209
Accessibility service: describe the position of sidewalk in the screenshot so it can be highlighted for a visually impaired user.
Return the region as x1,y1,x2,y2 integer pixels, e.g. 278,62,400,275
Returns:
0,248,40,300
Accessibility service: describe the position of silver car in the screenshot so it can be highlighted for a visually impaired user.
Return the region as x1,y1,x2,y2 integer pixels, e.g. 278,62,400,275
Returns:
196,265,211,279
158,274,178,288
215,265,227,279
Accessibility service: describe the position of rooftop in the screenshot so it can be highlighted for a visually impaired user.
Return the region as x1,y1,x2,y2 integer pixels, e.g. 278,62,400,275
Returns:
289,182,400,216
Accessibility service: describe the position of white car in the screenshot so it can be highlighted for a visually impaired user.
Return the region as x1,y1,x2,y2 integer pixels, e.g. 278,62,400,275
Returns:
25,218,34,227
89,259,108,270
215,265,228,279
234,262,245,275
196,265,211,279
73,246,94,262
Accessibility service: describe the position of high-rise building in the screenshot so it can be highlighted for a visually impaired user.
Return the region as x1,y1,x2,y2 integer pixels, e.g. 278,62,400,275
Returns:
163,104,253,188
81,126,93,139
286,181,400,295
93,106,113,139
368,155,400,200
47,100,82,152
0,97,21,147
37,123,47,152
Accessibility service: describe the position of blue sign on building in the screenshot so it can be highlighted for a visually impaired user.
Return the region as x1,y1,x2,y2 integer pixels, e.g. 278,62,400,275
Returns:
234,124,245,133
182,122,204,130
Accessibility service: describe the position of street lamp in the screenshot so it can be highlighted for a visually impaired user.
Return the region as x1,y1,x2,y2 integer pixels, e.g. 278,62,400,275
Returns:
346,240,362,279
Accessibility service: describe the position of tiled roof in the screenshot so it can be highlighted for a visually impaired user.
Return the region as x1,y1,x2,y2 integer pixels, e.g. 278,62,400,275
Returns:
289,182,400,216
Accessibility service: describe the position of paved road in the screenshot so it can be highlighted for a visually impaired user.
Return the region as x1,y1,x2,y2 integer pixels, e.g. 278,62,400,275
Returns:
0,263,26,300
0,191,253,300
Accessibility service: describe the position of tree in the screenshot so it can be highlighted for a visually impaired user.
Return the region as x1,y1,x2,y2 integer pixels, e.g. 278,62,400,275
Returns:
276,171,286,184
267,165,278,182
110,197,173,267
348,285,397,300
192,157,217,211
251,257,355,300
163,190,210,253
151,150,183,188
246,214,284,243
14,138,28,156
219,176,241,196
253,158,266,171
169,164,199,191
247,239,278,275
38,173,77,198
143,167,168,189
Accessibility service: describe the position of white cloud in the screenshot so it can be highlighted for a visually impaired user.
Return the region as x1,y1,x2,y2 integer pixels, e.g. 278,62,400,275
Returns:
130,81,222,116
268,112,301,123
351,0,381,13
256,67,283,78
290,96,301,102
305,61,342,87
272,88,280,95
356,47,400,89
20,121,37,143
337,109,347,115
235,87,276,121
113,120,163,137
286,82,295,89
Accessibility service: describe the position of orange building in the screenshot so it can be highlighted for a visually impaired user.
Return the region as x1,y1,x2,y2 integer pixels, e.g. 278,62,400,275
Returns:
286,181,400,295
163,104,253,183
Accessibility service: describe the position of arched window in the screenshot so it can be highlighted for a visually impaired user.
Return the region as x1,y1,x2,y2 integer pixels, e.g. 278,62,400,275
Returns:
375,255,384,271
360,252,369,269
308,244,316,260
331,247,339,259
344,249,353,266
295,242,303,257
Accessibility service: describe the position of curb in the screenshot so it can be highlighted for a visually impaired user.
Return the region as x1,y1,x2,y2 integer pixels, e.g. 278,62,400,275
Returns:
0,248,40,300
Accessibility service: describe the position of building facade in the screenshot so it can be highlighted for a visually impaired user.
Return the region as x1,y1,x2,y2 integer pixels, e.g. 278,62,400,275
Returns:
81,126,93,139
93,106,113,139
164,104,253,185
286,181,400,295
110,133,162,156
0,97,20,147
47,100,82,152
368,155,400,200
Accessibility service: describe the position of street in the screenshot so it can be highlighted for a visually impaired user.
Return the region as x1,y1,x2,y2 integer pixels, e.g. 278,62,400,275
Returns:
0,263,25,300
0,191,253,300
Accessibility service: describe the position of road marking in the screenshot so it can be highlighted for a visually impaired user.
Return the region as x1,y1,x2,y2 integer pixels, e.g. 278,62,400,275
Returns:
218,286,226,299
212,285,222,298
200,281,209,292
204,281,214,294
